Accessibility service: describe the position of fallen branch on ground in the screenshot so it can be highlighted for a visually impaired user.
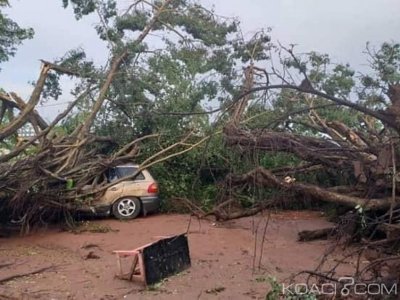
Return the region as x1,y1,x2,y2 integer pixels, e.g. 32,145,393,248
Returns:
298,228,336,242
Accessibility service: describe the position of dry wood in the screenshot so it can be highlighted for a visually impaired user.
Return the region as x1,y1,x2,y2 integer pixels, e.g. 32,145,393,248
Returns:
0,63,50,140
228,166,392,209
0,0,193,232
298,228,336,242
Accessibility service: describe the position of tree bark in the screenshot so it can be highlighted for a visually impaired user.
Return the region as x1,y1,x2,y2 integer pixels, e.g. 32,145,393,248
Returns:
0,63,50,141
229,167,392,210
298,228,335,241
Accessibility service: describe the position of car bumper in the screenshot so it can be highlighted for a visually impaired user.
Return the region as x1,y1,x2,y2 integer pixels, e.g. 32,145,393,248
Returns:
141,196,160,215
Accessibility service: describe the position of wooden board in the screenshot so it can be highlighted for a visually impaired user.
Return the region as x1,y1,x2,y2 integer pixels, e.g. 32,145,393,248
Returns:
142,234,191,285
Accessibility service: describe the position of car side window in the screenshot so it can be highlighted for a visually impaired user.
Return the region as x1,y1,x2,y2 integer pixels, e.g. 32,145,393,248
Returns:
107,168,118,183
136,172,145,180
116,167,145,180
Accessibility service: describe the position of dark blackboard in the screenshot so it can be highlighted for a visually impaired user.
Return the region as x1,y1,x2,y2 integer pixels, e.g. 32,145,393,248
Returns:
142,234,191,285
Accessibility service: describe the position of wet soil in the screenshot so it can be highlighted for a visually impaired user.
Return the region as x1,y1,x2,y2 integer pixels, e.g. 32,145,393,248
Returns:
0,211,357,299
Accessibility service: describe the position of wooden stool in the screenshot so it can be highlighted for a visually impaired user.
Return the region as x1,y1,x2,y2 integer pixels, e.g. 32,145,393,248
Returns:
113,234,191,286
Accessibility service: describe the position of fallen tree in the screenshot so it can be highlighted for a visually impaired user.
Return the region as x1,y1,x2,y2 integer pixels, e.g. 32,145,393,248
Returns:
211,43,400,222
0,0,221,231
227,166,392,210
208,44,400,298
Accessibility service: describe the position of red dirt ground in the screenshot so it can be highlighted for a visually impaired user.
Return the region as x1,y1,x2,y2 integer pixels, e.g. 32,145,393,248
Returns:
0,211,357,299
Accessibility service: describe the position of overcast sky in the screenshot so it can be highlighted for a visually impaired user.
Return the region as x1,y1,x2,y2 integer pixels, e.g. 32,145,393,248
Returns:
1,0,400,119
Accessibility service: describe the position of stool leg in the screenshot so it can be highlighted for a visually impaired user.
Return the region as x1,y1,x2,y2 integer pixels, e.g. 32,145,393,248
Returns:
116,253,122,276
128,254,139,281
138,251,146,285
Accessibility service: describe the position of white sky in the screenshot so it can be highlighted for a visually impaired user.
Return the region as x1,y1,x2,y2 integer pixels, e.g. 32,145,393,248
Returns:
1,0,400,120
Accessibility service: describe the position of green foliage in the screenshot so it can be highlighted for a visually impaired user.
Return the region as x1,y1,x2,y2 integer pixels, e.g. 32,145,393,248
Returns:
62,0,116,21
322,64,355,97
116,11,149,33
158,3,238,47
137,134,225,212
285,51,355,97
232,30,271,63
40,48,97,101
266,277,317,300
358,42,400,108
0,1,34,68
66,179,75,190
369,42,400,84
3,0,400,225
43,2,400,213
266,277,282,300
89,1,271,149
61,111,90,134
260,152,300,170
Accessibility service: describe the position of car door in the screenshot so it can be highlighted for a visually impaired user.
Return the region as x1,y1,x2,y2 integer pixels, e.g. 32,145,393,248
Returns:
116,166,148,197
101,181,124,205
96,168,123,206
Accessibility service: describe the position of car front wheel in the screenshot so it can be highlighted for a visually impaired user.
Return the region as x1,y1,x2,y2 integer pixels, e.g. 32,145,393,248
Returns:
112,197,141,220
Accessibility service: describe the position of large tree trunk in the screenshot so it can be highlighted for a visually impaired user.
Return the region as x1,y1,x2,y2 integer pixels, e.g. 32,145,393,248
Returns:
228,166,391,210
